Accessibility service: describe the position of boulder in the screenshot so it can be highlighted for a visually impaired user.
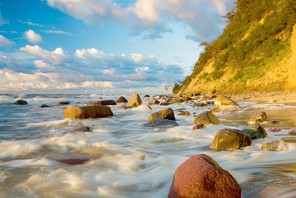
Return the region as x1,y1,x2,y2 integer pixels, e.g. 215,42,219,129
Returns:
149,98,160,105
249,112,267,123
41,104,50,108
86,100,117,106
215,95,238,107
58,101,70,106
194,111,220,125
281,137,296,143
144,119,179,128
261,140,287,151
126,93,142,107
14,100,28,105
64,105,113,119
169,154,241,198
148,108,175,123
243,123,268,139
178,111,190,116
211,128,252,151
116,96,128,103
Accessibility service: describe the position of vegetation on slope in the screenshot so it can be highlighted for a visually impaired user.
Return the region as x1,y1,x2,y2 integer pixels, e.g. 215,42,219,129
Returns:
174,0,296,94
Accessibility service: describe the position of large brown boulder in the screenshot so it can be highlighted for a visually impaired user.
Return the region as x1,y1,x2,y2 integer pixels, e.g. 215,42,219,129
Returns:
126,93,142,107
148,108,175,123
86,100,116,106
243,123,268,139
194,111,220,125
211,128,252,151
215,95,238,107
64,105,113,119
116,96,128,103
169,154,241,198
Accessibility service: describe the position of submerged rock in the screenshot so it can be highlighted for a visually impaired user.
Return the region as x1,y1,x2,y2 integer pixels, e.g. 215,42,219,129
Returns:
249,112,267,123
64,105,113,119
261,140,287,151
148,108,176,123
41,104,50,108
14,100,28,105
194,111,220,125
177,111,190,116
116,96,128,103
169,154,241,198
243,123,268,139
65,126,92,134
144,119,179,128
211,128,252,151
126,93,142,107
58,101,70,106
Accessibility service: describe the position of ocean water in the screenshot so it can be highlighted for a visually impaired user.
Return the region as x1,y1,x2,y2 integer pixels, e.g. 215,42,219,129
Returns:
0,93,296,198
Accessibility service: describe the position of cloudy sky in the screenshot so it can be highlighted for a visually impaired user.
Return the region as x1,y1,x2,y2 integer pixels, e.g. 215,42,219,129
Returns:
0,0,235,93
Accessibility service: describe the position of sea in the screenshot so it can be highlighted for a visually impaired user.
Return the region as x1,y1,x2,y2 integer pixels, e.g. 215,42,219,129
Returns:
0,93,296,198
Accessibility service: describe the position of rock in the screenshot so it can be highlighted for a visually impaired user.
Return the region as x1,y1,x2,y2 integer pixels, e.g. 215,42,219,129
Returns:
86,100,116,106
192,123,205,130
193,102,207,107
14,100,28,105
144,119,179,128
194,111,220,125
159,102,171,106
149,98,160,105
126,93,142,107
211,128,252,151
143,95,150,98
170,98,183,104
139,154,145,160
116,96,128,103
182,96,192,102
249,112,267,123
57,158,90,165
64,105,113,119
178,111,190,116
243,123,268,139
268,127,281,132
119,105,133,110
281,137,296,143
148,108,176,123
288,129,296,135
168,154,241,198
41,104,50,108
215,95,239,107
65,126,92,134
58,101,70,106
261,140,287,151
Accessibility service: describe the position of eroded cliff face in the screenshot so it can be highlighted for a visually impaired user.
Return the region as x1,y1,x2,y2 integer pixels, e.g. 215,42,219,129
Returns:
288,25,296,88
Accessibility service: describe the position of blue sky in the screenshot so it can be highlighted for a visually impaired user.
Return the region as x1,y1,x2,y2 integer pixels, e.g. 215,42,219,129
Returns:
0,0,234,93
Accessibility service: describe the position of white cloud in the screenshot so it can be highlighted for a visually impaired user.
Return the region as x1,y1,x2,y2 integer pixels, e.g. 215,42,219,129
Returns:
75,48,105,60
0,35,14,47
24,30,43,44
47,0,235,41
33,60,52,69
130,53,144,63
20,45,66,65
42,29,71,35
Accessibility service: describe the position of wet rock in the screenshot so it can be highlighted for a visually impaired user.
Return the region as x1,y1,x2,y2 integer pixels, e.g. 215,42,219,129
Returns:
139,154,145,160
249,112,267,123
14,100,28,105
243,123,268,139
170,98,183,104
211,128,252,151
144,119,179,128
64,105,113,119
148,108,175,123
119,105,133,110
215,95,239,107
194,111,220,125
268,127,281,132
288,129,296,135
58,101,70,106
261,140,287,151
168,154,241,198
281,137,296,143
177,111,190,116
126,93,142,107
86,100,117,106
65,126,92,134
57,158,90,165
41,104,50,108
149,98,160,105
193,102,207,107
116,96,128,103
159,102,171,106
192,123,205,130
143,95,150,98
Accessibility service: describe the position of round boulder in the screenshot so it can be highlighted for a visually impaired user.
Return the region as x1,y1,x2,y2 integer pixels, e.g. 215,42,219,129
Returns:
211,128,252,151
148,108,175,123
169,154,241,198
194,111,220,125
64,105,113,119
126,93,142,107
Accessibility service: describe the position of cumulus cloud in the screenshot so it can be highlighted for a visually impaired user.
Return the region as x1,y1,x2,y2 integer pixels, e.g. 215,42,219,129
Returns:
20,45,66,65
0,35,14,47
24,30,43,44
47,0,235,41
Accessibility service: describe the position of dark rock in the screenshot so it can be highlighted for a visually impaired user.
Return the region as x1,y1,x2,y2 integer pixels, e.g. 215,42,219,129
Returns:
194,111,220,125
143,95,150,98
126,93,142,107
159,102,171,106
116,96,128,103
168,154,241,198
41,104,50,108
268,127,281,132
192,123,205,130
14,100,28,105
65,126,92,134
177,111,190,116
148,108,175,123
211,128,252,151
64,105,113,119
144,119,179,128
58,101,70,106
249,112,267,123
243,123,268,139
57,158,90,165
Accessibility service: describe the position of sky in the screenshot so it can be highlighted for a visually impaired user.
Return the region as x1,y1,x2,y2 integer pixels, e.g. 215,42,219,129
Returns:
0,0,235,94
